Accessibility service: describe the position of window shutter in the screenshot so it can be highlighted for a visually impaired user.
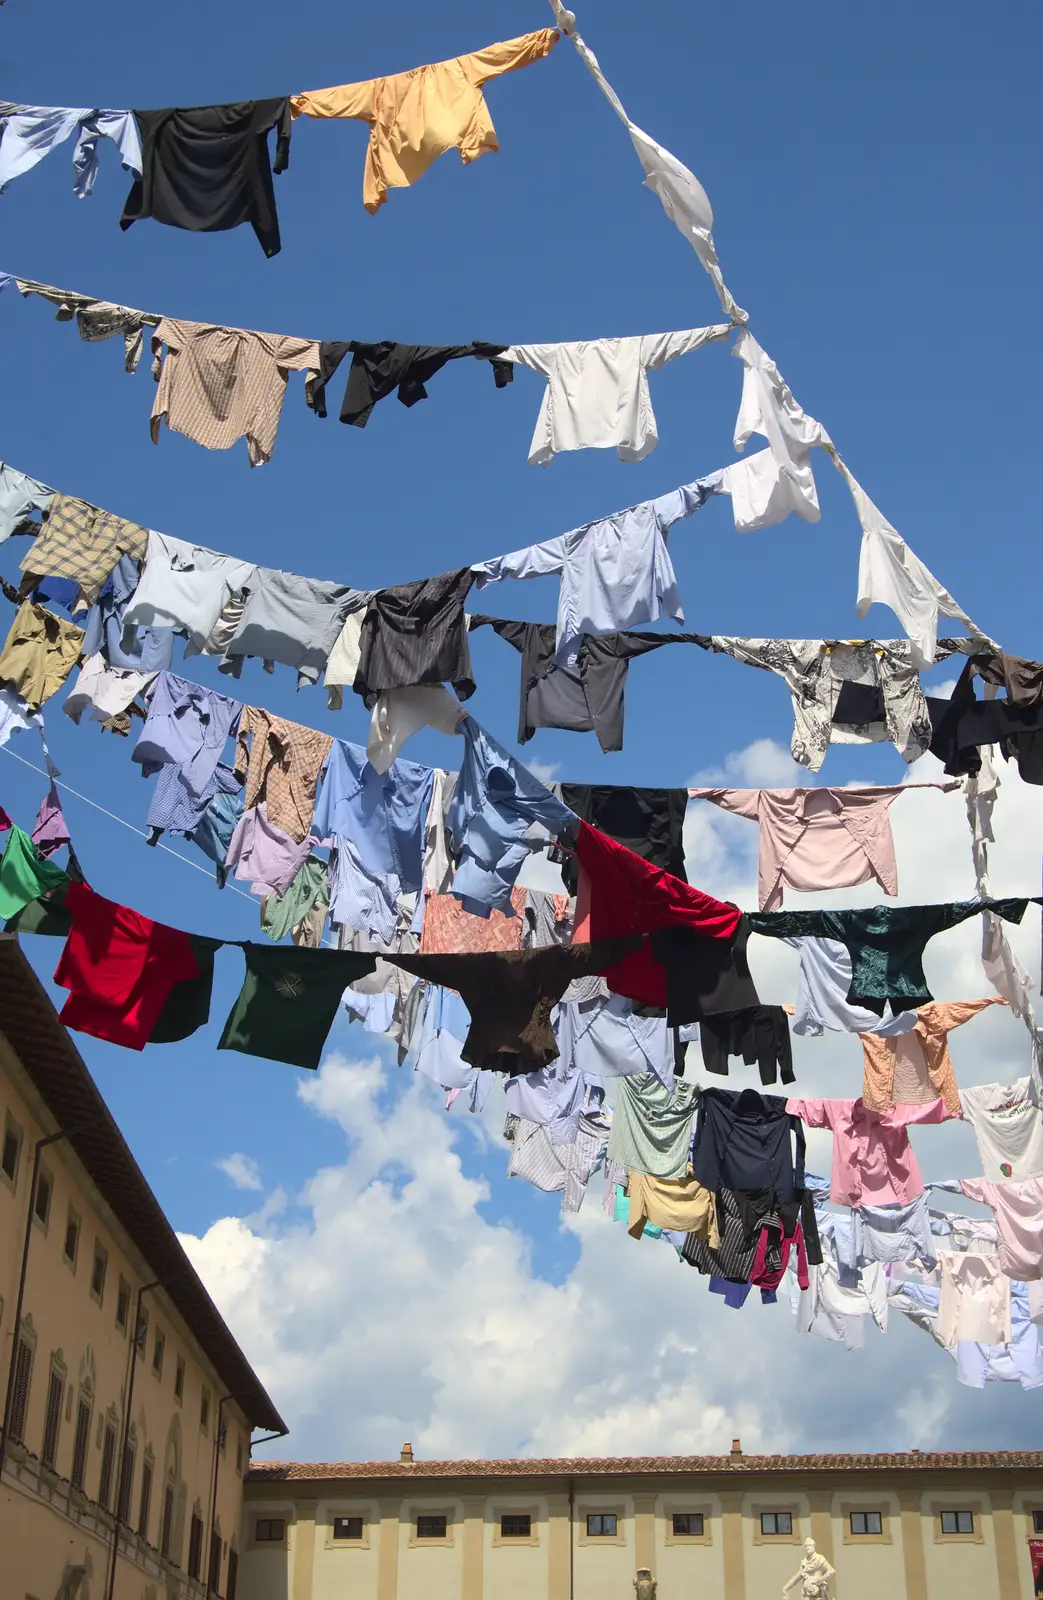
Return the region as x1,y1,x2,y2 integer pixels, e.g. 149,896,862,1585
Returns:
41,1367,64,1468
226,1547,239,1600
99,1421,117,1510
160,1485,175,1558
117,1443,135,1523
8,1337,33,1442
71,1397,92,1490
208,1528,222,1592
188,1512,204,1579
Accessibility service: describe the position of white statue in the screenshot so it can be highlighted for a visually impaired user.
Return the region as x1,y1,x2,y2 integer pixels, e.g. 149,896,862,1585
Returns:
782,1537,835,1600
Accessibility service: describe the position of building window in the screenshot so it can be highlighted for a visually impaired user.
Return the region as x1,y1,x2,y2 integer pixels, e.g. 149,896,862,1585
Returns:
41,1364,64,1468
673,1513,705,1536
135,1308,149,1355
208,1529,222,1593
63,1210,80,1267
227,1546,239,1600
333,1516,365,1540
90,1244,107,1303
98,1420,117,1510
200,1388,210,1433
33,1167,52,1227
117,1441,135,1524
850,1511,883,1535
500,1514,532,1538
416,1514,448,1540
1034,1511,1043,1534
174,1357,185,1404
152,1328,165,1378
71,1393,92,1490
761,1512,793,1536
160,1484,175,1558
115,1277,130,1332
235,1436,244,1476
587,1514,618,1537
940,1510,974,1535
187,1512,204,1580
255,1519,286,1542
1,1116,20,1184
138,1456,153,1540
8,1334,33,1443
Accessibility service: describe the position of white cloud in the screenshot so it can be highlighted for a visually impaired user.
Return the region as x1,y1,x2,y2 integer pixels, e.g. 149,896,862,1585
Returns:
215,1152,264,1192
180,743,1043,1465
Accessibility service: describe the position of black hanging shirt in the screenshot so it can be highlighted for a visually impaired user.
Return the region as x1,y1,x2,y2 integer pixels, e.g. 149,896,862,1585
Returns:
306,340,514,426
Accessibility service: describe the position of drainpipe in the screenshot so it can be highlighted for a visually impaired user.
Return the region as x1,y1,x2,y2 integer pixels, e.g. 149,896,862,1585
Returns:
0,1123,95,1480
248,1428,289,1454
104,1278,161,1600
205,1394,234,1596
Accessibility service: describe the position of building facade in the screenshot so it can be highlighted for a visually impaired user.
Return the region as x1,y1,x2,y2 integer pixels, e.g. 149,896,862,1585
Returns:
242,1442,1043,1600
0,935,286,1600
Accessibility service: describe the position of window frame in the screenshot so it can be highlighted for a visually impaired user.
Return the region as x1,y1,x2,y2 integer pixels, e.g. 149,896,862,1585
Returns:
664,1503,712,1546
62,1208,80,1270
160,1482,175,1559
70,1389,92,1492
8,1331,34,1444
672,1512,705,1538
200,1387,210,1434
152,1326,165,1379
1,1113,21,1189
138,1452,153,1541
753,1507,800,1544
173,1355,185,1405
32,1165,52,1230
939,1509,976,1538
90,1242,107,1304
187,1510,204,1580
415,1512,450,1543
40,1360,65,1470
98,1417,118,1511
491,1505,540,1548
586,1513,619,1538
252,1516,288,1546
1034,1510,1043,1535
849,1511,883,1536
332,1515,365,1542
115,1276,130,1333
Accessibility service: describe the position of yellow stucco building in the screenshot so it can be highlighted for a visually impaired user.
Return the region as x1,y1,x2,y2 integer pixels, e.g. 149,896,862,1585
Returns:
242,1441,1043,1600
0,935,286,1600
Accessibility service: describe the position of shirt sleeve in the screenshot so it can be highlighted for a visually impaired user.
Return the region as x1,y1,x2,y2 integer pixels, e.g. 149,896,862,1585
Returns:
495,343,555,376
688,788,762,821
925,998,1008,1033
886,1098,957,1128
275,337,323,375
959,1177,988,1205
747,910,843,941
638,325,732,371
234,706,254,784
290,79,377,121
785,1098,831,1129
461,28,561,87
471,535,567,586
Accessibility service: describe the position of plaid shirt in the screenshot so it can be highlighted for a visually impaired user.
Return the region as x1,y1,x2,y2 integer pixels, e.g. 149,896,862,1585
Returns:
234,705,332,843
20,493,147,610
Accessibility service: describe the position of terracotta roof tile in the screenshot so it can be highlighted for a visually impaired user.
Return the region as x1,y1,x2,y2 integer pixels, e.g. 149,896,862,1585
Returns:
248,1451,1043,1483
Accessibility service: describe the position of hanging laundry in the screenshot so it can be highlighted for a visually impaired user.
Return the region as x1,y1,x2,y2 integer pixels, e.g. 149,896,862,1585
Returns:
627,1168,719,1243
786,1095,955,1206
954,1282,1043,1390
218,943,376,1069
290,29,560,212
422,768,457,896
500,325,730,467
183,785,243,889
145,758,241,844
606,1072,698,1178
447,716,575,916
420,887,526,955
929,1207,999,1257
502,1047,594,1137
53,881,206,1049
321,596,375,710
682,1187,822,1280
474,485,712,668
412,985,493,1112
937,1251,1012,1347
81,555,174,674
132,671,240,790
234,705,332,842
0,460,54,541
688,782,958,912
0,104,141,196
19,492,147,611
313,737,431,913
834,1197,937,1273
959,1177,1043,1281
787,937,920,1038
62,655,155,728
555,784,689,897
836,459,982,669
707,635,982,771
747,897,1036,1014
690,1087,805,1199
148,318,320,467
505,1107,609,1214
522,888,571,949
123,535,256,654
353,568,477,703
699,1007,794,1086
555,992,676,1087
218,570,359,688
859,998,1007,1115
930,650,1043,785
730,330,831,525
30,784,71,860
306,340,513,425
389,940,637,1071
649,919,761,1025
571,820,740,1007
0,601,84,709
468,616,709,752
365,685,465,774
0,275,160,373
226,803,315,900
750,1209,811,1294
259,856,330,947
795,1255,888,1345
0,825,68,919
120,100,292,257
712,449,815,534
958,1078,1043,1181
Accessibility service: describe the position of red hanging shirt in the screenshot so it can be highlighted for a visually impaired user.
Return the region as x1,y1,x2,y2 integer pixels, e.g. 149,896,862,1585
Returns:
573,820,741,1005
54,881,200,1050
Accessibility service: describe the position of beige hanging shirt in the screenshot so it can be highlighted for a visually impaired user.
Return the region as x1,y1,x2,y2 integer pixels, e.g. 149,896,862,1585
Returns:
0,601,84,708
627,1167,720,1245
20,493,148,610
291,28,559,213
150,318,321,468
234,706,333,843
860,998,1007,1115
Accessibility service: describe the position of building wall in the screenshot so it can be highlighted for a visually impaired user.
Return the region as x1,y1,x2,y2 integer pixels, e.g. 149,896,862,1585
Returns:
242,1472,1043,1600
0,1037,250,1599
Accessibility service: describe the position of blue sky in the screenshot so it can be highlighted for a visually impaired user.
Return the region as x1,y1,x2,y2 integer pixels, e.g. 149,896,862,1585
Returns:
1,0,1042,1458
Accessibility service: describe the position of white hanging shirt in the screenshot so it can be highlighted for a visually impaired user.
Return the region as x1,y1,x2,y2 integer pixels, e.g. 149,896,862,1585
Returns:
473,480,710,664
787,935,919,1038
937,1251,1012,1347
959,1078,1043,1181
501,325,731,466
837,459,982,670
365,685,465,774
732,330,830,525
718,449,800,533
123,533,255,654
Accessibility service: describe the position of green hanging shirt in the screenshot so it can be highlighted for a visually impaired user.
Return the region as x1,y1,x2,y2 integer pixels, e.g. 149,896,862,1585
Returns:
218,943,377,1069
0,826,68,920
259,856,330,944
150,935,224,1044
5,880,73,936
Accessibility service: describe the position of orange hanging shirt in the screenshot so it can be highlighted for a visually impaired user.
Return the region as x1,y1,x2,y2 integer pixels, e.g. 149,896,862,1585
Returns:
291,28,559,212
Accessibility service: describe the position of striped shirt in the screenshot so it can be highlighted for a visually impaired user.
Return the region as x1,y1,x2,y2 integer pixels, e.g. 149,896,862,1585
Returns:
21,493,147,610
150,318,320,468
